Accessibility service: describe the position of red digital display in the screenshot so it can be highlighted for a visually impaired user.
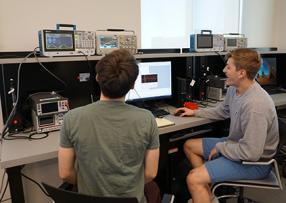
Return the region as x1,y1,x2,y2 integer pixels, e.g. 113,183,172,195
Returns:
141,74,158,83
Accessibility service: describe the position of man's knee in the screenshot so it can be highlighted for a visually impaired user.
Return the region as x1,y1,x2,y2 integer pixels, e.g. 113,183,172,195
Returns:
186,167,210,188
186,169,200,186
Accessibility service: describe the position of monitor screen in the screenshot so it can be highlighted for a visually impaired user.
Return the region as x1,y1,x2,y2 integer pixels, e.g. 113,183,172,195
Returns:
197,35,213,48
99,35,118,48
227,38,237,47
256,57,277,86
126,61,172,101
44,30,74,51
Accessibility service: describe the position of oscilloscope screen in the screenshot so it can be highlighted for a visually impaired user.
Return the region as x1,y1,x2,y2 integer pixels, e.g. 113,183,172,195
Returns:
44,32,74,51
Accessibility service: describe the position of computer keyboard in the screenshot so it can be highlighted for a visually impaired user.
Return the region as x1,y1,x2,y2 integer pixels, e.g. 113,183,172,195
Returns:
151,109,170,117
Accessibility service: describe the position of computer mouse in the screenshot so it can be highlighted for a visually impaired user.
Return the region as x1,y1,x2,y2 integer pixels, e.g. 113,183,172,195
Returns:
174,110,184,116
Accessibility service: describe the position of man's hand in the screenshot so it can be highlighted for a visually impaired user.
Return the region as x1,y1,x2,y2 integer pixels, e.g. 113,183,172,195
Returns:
174,107,195,117
208,147,218,161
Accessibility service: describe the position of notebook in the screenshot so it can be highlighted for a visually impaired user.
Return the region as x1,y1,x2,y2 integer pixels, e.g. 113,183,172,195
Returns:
155,118,175,128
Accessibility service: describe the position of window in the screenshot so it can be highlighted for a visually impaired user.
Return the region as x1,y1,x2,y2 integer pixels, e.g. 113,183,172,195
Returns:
141,0,241,48
192,0,240,34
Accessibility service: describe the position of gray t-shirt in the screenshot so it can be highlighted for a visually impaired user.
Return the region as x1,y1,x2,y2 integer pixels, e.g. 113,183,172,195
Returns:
60,100,159,203
196,82,279,161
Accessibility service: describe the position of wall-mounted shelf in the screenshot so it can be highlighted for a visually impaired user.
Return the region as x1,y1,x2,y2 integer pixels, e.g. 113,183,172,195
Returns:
0,50,284,65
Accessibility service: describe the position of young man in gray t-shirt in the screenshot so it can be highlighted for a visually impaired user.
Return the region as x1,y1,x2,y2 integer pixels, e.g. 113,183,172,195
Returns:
58,49,160,203
175,48,279,203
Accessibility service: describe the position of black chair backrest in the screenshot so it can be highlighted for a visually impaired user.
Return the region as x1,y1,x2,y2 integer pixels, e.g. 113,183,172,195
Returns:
42,183,139,203
279,117,286,144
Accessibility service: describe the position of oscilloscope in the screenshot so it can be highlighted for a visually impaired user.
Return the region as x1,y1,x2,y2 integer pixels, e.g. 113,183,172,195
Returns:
224,33,247,51
39,29,75,56
74,30,96,55
38,26,96,56
38,25,136,56
95,29,137,55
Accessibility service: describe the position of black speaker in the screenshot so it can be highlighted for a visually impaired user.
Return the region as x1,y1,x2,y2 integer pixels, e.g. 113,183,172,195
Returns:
186,57,193,78
175,77,194,106
172,57,193,79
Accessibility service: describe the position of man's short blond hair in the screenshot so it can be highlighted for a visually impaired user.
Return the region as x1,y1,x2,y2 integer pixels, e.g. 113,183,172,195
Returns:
225,48,261,80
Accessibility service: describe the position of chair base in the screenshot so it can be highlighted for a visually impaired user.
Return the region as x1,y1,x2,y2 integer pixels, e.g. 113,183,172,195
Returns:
215,186,260,203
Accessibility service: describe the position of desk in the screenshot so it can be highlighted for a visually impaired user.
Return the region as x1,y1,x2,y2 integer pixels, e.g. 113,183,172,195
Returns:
271,93,286,109
1,114,214,169
0,109,214,203
1,93,286,203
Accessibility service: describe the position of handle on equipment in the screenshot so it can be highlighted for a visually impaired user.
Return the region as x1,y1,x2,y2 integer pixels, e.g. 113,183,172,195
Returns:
56,24,76,31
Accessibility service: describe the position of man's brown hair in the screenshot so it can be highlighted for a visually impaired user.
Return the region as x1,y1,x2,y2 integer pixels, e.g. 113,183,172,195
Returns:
95,49,139,98
225,48,261,80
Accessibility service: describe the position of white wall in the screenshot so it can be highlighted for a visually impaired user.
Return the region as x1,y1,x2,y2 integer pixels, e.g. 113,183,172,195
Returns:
241,0,277,48
276,0,286,49
0,0,141,51
1,0,285,51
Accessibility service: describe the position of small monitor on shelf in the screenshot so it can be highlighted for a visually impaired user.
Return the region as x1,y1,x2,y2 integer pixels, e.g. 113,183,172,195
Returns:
256,57,277,86
125,61,172,102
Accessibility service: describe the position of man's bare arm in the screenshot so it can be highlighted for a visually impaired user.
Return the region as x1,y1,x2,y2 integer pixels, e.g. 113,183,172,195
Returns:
144,148,160,184
58,147,76,185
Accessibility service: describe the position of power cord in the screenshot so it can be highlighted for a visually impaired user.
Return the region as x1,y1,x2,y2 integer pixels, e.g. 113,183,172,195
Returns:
0,171,7,199
33,48,67,87
0,198,11,202
3,131,50,141
21,173,50,197
0,182,8,202
0,171,8,202
1,47,68,140
0,169,52,202
0,51,35,140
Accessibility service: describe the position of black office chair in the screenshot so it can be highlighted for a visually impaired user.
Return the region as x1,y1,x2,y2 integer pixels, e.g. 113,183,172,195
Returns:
42,182,175,203
277,116,286,177
42,182,139,203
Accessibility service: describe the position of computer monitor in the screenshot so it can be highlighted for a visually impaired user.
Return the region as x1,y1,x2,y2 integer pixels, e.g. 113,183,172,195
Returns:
256,57,277,86
125,61,172,102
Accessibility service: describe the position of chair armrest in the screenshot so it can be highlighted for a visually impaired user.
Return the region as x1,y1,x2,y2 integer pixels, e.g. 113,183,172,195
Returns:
242,158,274,165
162,194,175,203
